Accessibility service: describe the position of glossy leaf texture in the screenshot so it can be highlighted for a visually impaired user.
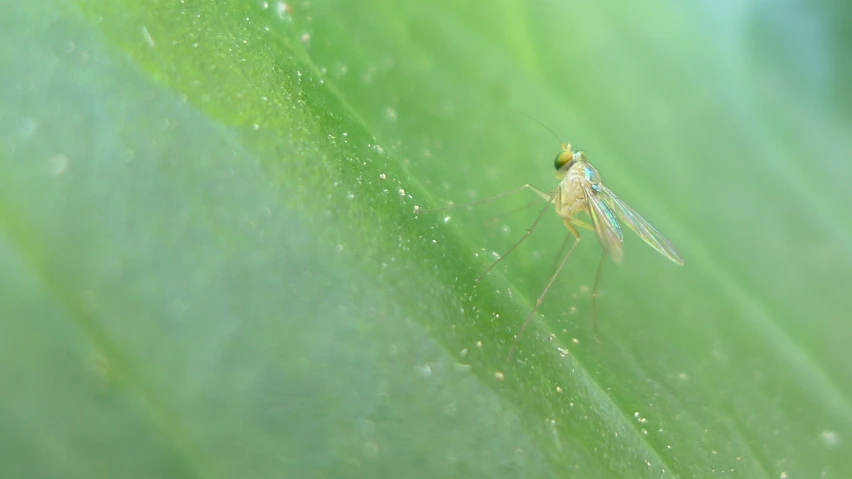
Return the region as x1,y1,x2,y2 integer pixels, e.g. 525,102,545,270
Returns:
2,1,851,478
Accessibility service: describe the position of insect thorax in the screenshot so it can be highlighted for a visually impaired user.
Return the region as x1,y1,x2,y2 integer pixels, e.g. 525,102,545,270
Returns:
556,168,588,217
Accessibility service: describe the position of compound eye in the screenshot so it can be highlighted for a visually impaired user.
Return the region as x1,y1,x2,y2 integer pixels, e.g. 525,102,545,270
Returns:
554,151,573,170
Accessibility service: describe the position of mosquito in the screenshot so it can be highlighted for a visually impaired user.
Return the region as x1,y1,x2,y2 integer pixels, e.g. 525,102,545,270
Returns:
420,125,684,360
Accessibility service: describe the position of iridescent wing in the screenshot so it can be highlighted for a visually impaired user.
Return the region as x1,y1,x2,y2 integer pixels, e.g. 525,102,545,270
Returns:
582,183,625,263
600,185,684,265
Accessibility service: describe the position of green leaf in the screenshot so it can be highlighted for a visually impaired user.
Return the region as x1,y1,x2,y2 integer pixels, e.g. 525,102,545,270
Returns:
2,0,851,478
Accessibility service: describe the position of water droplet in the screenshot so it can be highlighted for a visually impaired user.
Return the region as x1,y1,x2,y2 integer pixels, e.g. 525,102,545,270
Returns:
47,154,69,177
821,430,840,448
18,117,38,138
275,1,291,19
385,107,398,122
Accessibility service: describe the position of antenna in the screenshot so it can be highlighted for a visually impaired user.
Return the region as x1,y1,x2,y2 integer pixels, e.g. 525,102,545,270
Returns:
512,108,565,146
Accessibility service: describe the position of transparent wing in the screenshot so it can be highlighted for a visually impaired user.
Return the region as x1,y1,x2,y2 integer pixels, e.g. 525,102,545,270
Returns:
582,184,624,263
600,185,684,265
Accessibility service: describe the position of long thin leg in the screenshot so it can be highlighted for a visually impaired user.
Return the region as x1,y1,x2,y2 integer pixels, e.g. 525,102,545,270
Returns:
476,188,558,283
549,234,573,272
506,219,581,361
485,201,538,225
418,184,551,213
591,251,606,343
548,218,594,271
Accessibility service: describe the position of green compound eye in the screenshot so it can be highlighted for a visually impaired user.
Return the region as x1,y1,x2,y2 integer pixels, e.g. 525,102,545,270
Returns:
554,150,573,170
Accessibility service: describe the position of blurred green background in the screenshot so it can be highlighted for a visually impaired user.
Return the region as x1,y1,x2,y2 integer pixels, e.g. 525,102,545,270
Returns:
2,0,851,477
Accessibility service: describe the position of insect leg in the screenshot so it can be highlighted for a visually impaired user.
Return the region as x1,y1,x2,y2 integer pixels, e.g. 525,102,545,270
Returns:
591,250,606,343
570,218,594,231
506,218,581,361
484,201,539,226
418,184,551,213
549,234,573,272
549,218,594,270
475,188,557,282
